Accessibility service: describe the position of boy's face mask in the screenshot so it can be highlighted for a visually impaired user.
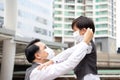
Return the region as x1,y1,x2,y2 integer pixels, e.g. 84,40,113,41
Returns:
44,47,55,59
73,30,84,43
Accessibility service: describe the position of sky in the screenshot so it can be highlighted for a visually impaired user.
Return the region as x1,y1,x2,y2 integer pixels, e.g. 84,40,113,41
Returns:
116,0,120,48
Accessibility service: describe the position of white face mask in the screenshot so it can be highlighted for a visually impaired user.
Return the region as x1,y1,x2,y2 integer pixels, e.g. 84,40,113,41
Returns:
44,47,55,59
73,30,84,43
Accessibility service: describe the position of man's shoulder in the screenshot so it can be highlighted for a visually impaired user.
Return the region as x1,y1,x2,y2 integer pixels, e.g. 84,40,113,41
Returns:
26,66,32,72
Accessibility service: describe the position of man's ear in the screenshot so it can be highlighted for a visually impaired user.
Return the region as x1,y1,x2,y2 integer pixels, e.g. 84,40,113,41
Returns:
35,53,41,60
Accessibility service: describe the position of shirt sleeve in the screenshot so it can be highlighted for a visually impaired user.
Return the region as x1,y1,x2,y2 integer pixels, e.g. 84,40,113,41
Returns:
51,45,76,63
51,42,92,63
30,41,89,80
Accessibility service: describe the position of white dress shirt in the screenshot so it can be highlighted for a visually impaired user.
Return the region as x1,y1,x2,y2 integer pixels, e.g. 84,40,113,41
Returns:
83,74,100,80
51,42,92,63
30,42,90,80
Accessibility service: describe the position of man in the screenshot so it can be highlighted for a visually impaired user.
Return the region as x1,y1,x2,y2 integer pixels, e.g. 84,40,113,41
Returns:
40,16,100,80
24,28,93,80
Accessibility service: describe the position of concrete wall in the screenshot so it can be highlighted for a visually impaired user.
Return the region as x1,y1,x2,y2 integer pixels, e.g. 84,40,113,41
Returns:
95,37,116,53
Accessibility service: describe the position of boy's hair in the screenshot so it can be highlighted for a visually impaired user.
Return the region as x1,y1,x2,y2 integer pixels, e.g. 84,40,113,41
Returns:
71,16,95,33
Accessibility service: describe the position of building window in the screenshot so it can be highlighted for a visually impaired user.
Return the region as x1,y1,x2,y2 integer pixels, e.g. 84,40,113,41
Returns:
86,0,92,3
64,5,75,10
96,0,107,2
96,24,108,28
96,11,108,15
65,0,75,3
76,12,84,16
54,24,62,28
64,31,73,36
86,6,93,10
64,18,74,22
54,11,62,15
34,26,47,35
96,4,108,9
54,4,62,8
64,24,71,29
54,17,62,21
77,6,84,10
64,11,75,16
96,30,108,35
54,30,62,35
96,17,108,22
77,0,83,3
36,17,47,25
86,12,93,16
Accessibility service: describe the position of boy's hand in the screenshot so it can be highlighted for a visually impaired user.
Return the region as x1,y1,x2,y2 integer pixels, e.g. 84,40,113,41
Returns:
83,28,93,44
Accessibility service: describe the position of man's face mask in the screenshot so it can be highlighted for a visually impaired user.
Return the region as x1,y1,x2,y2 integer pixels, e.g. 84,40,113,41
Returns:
44,47,55,59
73,30,84,43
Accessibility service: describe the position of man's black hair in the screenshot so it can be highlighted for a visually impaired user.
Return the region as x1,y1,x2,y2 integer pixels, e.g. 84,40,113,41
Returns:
71,16,95,33
25,39,40,63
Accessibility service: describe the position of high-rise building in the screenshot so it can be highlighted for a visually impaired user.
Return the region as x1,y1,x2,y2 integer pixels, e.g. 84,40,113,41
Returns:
0,0,54,41
53,0,116,53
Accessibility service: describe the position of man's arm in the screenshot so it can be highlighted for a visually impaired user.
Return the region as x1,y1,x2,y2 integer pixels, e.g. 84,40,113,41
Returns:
51,44,79,63
30,28,93,80
37,45,76,70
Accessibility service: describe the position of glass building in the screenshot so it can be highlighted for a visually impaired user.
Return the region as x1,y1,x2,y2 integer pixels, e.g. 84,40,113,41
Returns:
0,0,54,41
53,0,116,53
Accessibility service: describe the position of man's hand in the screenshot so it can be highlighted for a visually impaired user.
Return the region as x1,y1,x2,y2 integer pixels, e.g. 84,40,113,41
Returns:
37,60,54,70
83,28,93,44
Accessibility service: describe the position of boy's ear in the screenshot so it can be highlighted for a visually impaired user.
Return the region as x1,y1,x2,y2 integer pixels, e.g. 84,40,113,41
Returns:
83,28,87,31
81,28,87,34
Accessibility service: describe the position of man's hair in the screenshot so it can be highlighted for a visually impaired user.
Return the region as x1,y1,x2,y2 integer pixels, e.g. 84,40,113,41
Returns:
71,16,95,33
25,39,40,63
